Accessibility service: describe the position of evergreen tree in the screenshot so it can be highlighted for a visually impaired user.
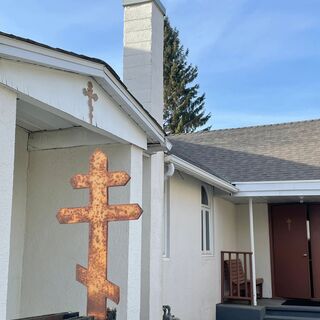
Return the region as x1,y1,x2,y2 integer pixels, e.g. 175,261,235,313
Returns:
164,17,211,134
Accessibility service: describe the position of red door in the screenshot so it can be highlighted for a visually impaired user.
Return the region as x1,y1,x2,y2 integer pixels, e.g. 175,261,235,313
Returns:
271,204,311,298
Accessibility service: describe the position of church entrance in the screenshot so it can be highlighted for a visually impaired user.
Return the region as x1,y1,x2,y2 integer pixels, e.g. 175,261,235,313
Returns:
270,204,320,299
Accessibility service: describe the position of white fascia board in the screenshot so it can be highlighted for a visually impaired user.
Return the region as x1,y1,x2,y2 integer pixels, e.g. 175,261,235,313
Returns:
234,180,320,197
165,155,238,193
100,67,165,145
0,35,165,147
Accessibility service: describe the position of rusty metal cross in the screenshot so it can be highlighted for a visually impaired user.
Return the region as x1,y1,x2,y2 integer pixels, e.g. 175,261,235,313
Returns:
57,149,143,320
83,81,98,124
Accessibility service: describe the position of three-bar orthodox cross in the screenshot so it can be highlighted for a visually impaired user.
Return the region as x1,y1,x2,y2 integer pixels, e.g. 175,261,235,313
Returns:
57,149,143,320
83,81,98,124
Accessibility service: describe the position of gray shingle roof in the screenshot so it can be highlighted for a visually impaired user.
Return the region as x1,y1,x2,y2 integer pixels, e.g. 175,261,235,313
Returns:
169,119,320,182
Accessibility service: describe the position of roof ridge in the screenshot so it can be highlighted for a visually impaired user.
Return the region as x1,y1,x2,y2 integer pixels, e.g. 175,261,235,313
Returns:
170,118,320,137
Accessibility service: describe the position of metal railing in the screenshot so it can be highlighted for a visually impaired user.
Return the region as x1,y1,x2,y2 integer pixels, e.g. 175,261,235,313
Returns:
221,251,254,305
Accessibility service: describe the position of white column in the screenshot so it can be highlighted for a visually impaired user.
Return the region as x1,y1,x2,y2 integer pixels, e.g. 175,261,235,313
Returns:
0,86,17,319
249,198,257,306
123,1,166,317
140,152,164,320
149,152,164,318
126,145,143,320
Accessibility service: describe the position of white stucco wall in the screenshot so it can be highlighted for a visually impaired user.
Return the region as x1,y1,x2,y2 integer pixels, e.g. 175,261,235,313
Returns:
19,144,143,319
162,173,237,320
213,197,238,303
7,127,29,319
0,86,17,320
235,203,272,298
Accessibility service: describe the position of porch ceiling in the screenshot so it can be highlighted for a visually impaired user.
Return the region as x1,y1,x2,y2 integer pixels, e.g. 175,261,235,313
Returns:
17,99,117,150
16,99,75,132
224,195,320,205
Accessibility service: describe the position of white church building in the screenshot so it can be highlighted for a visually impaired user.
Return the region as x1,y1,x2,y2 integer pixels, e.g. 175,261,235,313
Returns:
2,1,320,320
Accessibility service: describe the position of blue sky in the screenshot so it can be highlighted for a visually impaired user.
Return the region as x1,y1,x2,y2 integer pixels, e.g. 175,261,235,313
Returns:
1,0,320,129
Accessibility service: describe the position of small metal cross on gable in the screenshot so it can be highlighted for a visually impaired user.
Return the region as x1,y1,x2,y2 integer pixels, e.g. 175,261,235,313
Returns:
83,81,98,124
286,218,292,232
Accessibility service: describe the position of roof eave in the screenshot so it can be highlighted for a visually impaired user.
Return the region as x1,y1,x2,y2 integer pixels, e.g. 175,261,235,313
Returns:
233,180,320,197
165,155,238,193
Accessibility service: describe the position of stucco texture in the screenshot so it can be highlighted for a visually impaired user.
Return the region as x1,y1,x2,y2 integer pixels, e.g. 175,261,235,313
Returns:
162,173,237,320
7,143,142,320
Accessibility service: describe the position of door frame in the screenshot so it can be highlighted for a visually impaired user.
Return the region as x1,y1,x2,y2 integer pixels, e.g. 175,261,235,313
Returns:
268,204,277,298
268,203,312,299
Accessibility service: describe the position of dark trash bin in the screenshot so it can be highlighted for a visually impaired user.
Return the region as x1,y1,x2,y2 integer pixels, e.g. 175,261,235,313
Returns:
163,305,180,320
107,308,116,320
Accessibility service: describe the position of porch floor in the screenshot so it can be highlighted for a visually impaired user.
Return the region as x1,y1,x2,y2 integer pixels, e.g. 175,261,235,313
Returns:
223,298,285,307
218,299,320,320
258,298,285,307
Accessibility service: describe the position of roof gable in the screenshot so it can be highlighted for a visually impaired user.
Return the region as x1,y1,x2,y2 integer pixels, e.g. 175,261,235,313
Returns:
0,31,166,147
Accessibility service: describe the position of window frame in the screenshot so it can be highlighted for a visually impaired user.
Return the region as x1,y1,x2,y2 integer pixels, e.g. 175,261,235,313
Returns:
201,186,214,256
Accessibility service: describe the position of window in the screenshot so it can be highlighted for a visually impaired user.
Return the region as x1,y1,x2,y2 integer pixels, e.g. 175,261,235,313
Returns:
201,186,213,255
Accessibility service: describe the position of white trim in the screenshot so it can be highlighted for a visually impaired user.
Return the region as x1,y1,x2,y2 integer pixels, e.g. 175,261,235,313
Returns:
0,34,166,147
249,198,257,306
165,155,238,193
234,179,320,184
201,185,214,256
123,0,166,15
234,180,320,197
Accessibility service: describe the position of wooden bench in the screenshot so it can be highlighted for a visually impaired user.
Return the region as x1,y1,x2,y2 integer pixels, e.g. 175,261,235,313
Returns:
224,258,263,299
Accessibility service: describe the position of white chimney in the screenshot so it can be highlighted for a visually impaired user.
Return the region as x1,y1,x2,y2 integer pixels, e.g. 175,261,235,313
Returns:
123,0,165,127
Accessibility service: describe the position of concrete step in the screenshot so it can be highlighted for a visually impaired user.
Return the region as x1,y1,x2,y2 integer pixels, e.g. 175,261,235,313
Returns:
265,316,319,320
264,316,315,320
266,306,320,319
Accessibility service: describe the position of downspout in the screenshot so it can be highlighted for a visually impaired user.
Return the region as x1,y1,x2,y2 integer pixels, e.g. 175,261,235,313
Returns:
164,162,175,180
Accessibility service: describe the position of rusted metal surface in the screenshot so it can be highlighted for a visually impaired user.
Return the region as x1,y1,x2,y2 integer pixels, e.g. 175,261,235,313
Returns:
57,149,143,320
83,81,98,124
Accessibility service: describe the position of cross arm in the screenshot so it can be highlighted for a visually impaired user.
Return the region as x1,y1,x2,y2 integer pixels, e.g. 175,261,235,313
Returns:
107,172,130,186
106,204,142,221
76,265,120,304
71,174,90,189
103,279,120,304
57,207,90,224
